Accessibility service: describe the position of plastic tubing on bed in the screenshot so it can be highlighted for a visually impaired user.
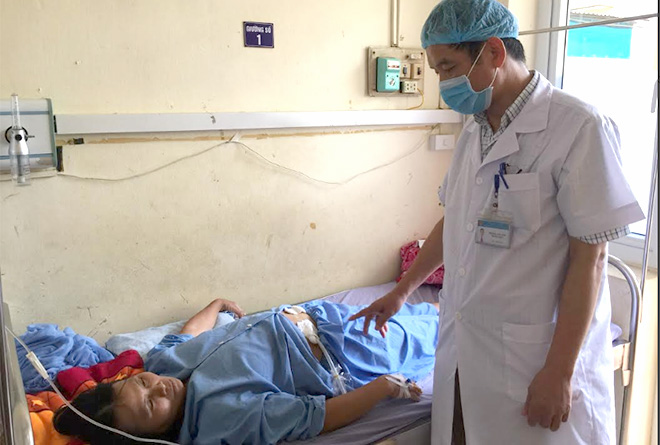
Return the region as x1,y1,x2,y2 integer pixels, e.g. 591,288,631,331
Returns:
5,326,179,445
317,340,348,395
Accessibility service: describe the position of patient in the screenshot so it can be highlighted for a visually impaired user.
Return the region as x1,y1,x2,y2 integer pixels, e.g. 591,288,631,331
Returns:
54,297,440,445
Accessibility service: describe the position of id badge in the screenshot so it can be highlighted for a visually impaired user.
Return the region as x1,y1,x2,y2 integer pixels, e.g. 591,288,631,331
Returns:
476,211,513,248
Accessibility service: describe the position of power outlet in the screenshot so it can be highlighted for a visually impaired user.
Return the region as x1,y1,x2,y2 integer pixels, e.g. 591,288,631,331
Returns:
401,80,418,94
429,134,455,150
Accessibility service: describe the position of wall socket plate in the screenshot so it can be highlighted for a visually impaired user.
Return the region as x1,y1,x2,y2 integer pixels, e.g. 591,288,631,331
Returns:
401,80,418,94
0,98,57,173
367,47,425,97
430,134,455,151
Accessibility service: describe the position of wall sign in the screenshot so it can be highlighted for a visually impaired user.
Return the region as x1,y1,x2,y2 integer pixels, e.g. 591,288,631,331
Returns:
243,22,274,48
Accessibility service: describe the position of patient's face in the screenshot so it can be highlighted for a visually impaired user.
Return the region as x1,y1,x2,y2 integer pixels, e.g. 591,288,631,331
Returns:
112,372,186,436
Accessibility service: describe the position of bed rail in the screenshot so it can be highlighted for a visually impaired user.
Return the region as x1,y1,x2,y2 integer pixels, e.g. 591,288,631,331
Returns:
607,254,642,445
0,278,35,445
0,277,15,445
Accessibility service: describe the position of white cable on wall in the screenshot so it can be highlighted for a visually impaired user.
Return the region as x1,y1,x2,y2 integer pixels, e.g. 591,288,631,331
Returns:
57,126,439,186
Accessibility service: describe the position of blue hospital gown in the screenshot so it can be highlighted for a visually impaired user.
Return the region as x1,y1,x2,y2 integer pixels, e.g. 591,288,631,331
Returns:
145,301,439,445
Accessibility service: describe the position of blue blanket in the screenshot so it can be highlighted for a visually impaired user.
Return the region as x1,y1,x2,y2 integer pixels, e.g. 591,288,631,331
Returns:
15,324,114,393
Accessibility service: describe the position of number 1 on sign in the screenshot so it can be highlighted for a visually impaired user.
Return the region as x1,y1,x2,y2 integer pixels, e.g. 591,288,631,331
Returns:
257,34,261,45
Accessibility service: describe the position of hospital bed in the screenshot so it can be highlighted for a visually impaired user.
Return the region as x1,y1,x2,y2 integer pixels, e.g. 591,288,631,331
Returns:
0,254,642,445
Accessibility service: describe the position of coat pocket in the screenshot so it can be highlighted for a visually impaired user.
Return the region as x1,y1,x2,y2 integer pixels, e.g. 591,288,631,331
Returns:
498,173,541,234
502,321,555,403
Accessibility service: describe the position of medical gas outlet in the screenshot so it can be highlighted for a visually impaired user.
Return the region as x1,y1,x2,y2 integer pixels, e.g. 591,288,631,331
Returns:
376,58,401,92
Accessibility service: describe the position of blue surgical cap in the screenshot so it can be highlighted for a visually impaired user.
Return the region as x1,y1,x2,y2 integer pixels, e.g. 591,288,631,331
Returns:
421,0,519,48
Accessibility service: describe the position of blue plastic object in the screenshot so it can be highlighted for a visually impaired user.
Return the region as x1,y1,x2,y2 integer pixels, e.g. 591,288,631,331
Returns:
376,57,401,92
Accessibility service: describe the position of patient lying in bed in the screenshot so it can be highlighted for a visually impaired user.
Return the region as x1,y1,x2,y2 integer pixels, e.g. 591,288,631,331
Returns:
53,298,440,445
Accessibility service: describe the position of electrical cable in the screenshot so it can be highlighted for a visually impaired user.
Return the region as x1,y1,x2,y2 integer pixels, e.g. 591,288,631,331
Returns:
56,127,438,186
5,326,179,445
407,88,425,110
57,141,225,183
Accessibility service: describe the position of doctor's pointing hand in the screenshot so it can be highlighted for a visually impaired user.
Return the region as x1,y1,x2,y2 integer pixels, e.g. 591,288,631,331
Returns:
351,1,644,444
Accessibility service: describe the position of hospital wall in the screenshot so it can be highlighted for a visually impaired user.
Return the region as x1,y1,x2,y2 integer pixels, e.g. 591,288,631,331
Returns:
506,0,538,65
0,1,536,342
0,0,439,341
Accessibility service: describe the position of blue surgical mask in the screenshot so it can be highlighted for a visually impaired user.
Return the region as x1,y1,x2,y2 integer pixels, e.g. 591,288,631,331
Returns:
439,44,498,115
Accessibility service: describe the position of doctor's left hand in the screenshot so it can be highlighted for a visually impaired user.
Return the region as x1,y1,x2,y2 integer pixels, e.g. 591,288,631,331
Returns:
522,366,572,431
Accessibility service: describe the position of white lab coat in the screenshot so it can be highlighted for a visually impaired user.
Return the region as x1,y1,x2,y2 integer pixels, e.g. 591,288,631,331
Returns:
432,74,644,445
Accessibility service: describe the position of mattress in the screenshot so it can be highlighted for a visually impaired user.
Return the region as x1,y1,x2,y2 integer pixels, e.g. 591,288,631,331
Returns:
289,282,440,445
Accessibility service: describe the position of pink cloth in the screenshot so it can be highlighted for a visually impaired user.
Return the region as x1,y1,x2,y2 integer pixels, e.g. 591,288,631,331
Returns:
397,240,444,285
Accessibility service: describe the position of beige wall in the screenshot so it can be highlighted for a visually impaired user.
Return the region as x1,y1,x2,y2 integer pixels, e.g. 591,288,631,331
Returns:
507,0,539,68
1,0,440,114
0,0,455,341
0,0,540,343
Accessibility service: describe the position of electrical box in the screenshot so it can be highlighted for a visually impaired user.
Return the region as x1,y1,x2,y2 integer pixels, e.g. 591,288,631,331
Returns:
0,98,56,174
376,58,401,92
429,134,455,151
368,47,425,97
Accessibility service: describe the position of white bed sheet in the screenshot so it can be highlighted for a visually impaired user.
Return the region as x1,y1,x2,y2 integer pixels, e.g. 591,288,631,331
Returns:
289,281,441,445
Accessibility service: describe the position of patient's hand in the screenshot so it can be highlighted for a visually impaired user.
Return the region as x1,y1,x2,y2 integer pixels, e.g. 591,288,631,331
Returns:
381,374,422,402
180,298,246,337
214,298,246,318
322,374,422,433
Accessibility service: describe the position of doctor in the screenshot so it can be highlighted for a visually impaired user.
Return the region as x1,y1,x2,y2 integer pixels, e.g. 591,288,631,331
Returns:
350,0,645,443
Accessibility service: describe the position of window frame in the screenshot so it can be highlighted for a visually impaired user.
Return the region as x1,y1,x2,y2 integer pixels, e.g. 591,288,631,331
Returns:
534,0,658,269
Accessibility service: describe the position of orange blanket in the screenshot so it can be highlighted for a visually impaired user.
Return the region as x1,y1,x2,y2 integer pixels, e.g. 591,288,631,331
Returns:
26,349,144,445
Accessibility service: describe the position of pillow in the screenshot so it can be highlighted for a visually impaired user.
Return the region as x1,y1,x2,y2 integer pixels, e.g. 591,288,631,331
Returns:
105,311,236,358
397,240,444,285
26,391,71,445
57,349,144,399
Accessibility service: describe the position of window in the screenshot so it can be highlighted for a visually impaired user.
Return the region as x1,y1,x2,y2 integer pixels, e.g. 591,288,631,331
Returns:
536,0,658,268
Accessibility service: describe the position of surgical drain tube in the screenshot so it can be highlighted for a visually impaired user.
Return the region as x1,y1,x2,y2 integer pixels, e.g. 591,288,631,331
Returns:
294,316,348,395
